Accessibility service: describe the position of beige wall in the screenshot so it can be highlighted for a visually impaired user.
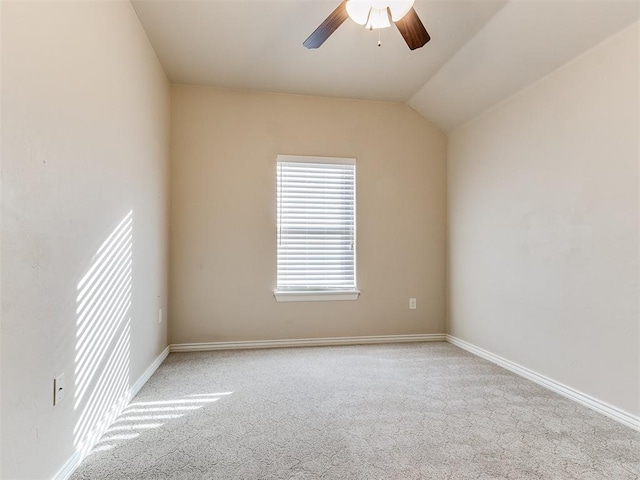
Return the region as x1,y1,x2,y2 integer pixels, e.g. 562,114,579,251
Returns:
170,86,447,344
1,1,170,478
448,23,639,416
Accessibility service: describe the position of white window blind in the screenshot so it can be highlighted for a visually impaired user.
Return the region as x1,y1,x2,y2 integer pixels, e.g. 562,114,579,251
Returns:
276,156,357,298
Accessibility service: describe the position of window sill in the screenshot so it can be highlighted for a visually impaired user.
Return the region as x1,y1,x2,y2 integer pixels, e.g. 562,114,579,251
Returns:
274,290,360,302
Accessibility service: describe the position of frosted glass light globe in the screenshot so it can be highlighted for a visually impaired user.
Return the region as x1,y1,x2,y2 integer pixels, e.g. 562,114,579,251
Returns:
346,0,415,28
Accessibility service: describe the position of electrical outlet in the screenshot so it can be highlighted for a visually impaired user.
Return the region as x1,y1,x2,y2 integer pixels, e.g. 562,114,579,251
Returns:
409,298,417,310
53,374,65,405
158,308,163,324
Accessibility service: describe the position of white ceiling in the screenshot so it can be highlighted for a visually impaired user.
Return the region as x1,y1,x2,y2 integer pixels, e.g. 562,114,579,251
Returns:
132,0,640,131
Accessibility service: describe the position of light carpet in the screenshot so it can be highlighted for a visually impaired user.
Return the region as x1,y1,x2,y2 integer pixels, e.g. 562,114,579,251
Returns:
70,342,640,479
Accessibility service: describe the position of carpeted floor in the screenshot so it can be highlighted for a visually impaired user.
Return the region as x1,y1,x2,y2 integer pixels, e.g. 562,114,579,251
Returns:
70,342,640,479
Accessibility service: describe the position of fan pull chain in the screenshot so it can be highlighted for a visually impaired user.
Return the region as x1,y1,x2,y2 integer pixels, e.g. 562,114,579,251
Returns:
378,28,382,47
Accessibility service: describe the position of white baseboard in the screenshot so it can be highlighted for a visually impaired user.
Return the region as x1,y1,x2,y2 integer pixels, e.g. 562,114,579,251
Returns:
446,335,640,432
130,345,170,399
52,345,170,480
171,334,446,352
51,451,82,480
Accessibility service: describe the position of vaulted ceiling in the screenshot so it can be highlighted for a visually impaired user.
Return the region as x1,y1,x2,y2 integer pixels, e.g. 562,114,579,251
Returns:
132,0,640,131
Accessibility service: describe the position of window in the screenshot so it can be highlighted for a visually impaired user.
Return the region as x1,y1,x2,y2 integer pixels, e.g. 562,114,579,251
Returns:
274,155,359,302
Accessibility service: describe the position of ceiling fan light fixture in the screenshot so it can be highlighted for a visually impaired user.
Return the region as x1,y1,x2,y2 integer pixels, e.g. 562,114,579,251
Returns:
303,0,429,50
346,0,415,27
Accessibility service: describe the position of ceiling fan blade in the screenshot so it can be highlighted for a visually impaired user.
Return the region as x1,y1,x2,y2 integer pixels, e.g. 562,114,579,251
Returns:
394,8,430,50
303,1,349,49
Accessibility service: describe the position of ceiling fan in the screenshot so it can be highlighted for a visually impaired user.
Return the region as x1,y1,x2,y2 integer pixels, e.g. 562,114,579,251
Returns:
303,0,430,51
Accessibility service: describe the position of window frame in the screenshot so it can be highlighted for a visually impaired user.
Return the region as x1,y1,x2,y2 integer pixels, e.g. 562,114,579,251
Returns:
274,155,360,303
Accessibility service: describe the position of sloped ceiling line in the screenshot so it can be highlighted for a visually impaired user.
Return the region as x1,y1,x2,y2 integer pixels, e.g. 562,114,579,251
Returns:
132,0,640,132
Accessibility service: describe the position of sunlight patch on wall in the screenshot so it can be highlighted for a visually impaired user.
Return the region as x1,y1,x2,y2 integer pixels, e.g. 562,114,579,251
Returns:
74,211,133,457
